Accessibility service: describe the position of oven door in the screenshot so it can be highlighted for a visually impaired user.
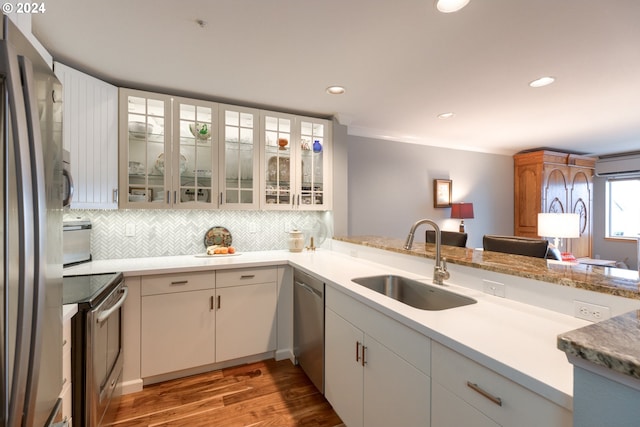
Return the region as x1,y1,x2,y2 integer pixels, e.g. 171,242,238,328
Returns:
87,282,128,427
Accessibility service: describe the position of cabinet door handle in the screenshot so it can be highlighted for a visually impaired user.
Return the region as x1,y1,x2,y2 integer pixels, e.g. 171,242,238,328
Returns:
361,345,367,366
166,190,170,204
174,190,177,204
355,341,361,362
466,381,502,406
219,192,223,205
113,188,118,203
217,295,221,309
170,280,188,286
210,295,214,311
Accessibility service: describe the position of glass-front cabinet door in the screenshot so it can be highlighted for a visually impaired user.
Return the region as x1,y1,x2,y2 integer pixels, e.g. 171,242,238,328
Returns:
260,112,297,210
298,117,331,210
173,97,219,208
119,89,172,208
260,113,331,210
220,105,259,209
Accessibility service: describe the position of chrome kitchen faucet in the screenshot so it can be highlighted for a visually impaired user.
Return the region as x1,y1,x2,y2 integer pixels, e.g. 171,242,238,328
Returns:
404,219,450,285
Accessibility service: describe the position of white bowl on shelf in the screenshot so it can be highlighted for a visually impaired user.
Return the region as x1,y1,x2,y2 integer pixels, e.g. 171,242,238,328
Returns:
128,121,154,138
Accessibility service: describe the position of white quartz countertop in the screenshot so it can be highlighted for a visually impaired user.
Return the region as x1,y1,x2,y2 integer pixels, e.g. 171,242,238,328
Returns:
64,248,588,410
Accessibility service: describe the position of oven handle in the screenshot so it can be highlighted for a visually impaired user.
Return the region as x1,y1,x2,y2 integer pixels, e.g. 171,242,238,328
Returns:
96,287,128,325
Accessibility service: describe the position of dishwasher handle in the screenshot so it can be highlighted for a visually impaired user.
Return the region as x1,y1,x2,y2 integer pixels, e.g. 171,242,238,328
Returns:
294,280,323,299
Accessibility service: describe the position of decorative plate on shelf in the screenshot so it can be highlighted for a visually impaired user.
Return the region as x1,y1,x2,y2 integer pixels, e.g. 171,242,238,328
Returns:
203,226,232,248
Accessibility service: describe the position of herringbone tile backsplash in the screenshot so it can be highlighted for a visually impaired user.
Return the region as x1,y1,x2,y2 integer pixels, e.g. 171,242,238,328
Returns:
65,209,331,260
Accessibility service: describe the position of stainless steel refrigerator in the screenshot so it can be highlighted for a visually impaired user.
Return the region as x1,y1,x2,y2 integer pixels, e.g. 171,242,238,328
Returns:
1,15,64,427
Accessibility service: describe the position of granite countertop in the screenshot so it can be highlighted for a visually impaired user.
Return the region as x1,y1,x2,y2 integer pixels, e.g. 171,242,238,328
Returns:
334,236,640,300
557,311,640,380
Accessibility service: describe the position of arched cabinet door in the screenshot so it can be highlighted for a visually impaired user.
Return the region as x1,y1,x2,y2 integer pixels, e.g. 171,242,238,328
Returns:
569,168,593,259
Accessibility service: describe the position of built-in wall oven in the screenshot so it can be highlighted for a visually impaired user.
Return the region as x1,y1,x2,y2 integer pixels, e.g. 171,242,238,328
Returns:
63,272,127,427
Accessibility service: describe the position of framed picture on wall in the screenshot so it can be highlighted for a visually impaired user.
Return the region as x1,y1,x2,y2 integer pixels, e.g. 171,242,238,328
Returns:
433,179,452,208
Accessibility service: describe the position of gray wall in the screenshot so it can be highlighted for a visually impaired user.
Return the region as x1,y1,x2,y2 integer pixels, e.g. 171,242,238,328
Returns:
346,136,514,249
592,176,639,269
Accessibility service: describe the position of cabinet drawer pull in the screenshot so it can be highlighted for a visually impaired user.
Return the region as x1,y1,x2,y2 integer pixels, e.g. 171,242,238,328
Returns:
170,280,188,286
466,381,502,406
240,274,255,279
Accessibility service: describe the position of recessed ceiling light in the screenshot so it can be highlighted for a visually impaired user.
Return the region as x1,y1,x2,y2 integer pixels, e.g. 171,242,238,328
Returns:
529,76,555,88
326,86,346,95
436,0,470,13
438,112,455,119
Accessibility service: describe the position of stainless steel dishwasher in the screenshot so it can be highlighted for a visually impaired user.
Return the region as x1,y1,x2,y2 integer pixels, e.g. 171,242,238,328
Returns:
294,269,325,393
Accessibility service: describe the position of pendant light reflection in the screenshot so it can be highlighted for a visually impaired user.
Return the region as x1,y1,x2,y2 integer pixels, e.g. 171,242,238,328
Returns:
436,0,470,13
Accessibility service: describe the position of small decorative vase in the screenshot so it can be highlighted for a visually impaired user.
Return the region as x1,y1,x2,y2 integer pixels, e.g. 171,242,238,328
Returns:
312,140,322,153
288,230,305,252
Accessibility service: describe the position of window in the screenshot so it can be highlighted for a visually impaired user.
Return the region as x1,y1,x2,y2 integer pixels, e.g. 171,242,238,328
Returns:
606,178,640,238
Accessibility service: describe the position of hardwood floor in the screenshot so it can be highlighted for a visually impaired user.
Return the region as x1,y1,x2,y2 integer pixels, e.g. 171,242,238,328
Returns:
105,359,344,427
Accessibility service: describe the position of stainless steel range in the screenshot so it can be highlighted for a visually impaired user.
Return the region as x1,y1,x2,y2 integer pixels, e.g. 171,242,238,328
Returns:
63,272,127,427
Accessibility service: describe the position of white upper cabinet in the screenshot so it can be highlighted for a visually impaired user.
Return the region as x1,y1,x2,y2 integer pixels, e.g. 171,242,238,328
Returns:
219,105,260,209
55,62,119,209
119,88,172,208
119,88,331,210
173,97,219,208
260,112,332,210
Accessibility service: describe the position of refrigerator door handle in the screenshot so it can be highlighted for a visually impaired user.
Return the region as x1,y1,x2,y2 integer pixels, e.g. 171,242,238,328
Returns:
19,54,49,427
0,40,37,427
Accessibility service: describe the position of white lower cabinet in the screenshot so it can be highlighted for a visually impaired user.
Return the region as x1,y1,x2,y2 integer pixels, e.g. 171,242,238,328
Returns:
215,267,277,361
140,268,278,379
324,287,431,427
431,341,572,427
141,272,216,378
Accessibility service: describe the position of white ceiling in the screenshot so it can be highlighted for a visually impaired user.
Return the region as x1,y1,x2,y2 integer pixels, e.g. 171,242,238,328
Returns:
32,0,640,156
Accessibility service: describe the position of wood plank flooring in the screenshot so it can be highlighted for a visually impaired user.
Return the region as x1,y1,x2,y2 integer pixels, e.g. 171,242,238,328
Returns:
105,359,344,427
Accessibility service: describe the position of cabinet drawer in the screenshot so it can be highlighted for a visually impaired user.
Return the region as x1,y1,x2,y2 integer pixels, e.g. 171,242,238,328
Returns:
142,271,215,296
431,341,571,427
216,267,277,288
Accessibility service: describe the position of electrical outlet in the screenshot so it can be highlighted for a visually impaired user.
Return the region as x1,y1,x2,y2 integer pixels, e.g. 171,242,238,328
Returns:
574,301,611,322
482,280,506,298
125,223,136,237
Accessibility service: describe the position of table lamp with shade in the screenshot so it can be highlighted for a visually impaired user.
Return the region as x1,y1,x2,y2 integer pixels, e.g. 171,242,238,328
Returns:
537,212,580,250
451,202,474,232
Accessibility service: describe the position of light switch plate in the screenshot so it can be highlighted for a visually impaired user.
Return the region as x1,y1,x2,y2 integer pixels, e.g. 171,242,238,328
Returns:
482,279,506,298
125,223,136,237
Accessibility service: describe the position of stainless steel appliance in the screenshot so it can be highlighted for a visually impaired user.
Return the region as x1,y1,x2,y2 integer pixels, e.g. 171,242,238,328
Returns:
293,269,325,393
61,149,73,207
1,14,64,427
63,273,127,427
63,219,92,266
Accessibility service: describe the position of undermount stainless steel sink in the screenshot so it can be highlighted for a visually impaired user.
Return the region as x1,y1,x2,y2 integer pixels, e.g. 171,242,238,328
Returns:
352,275,477,311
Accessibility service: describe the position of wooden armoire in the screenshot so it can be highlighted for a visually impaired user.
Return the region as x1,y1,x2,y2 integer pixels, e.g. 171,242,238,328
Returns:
513,150,596,258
